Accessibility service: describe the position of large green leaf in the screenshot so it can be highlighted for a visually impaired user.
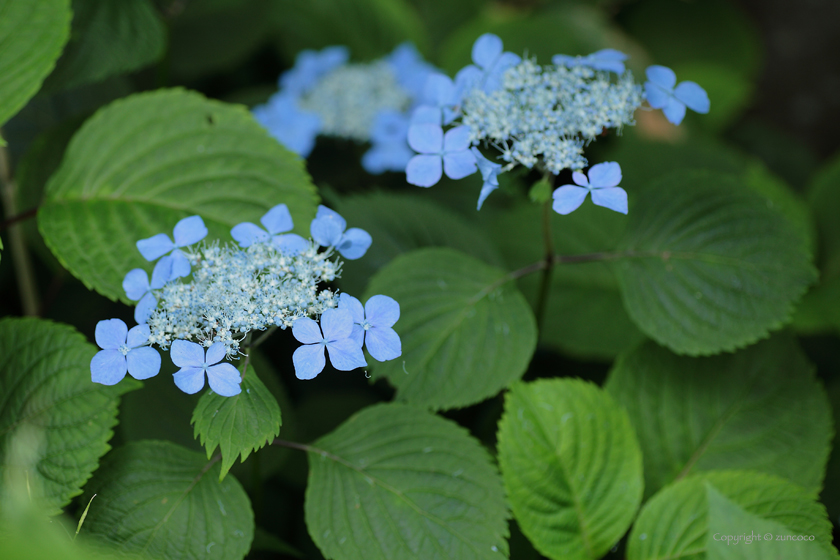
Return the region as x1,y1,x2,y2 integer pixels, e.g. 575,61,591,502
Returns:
42,0,166,92
192,364,281,480
304,403,509,560
605,336,832,499
627,471,839,560
38,88,318,302
497,379,643,560
334,191,505,296
614,170,816,355
0,0,71,127
0,317,138,515
808,150,840,277
364,248,537,409
80,440,254,560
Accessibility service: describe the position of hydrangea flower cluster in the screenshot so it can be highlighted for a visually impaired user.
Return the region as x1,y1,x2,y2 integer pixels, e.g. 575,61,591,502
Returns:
90,203,401,397
253,43,437,174
400,33,709,214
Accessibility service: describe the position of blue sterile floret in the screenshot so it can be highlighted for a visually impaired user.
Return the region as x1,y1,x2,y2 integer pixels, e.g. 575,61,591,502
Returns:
136,215,207,281
231,203,308,255
171,340,242,397
91,319,160,385
338,293,402,362
310,205,372,260
406,124,477,187
644,65,710,125
552,48,628,74
123,258,171,324
362,109,414,174
553,161,627,215
291,308,367,380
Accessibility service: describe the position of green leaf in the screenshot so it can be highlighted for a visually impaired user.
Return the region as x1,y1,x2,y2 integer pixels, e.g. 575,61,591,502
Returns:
268,0,428,61
605,336,832,499
364,248,537,409
192,365,281,481
627,471,839,560
304,403,509,560
497,379,643,560
808,150,840,278
0,317,138,515
42,0,166,93
0,0,71,127
38,88,318,302
80,440,254,560
614,170,816,355
334,191,505,296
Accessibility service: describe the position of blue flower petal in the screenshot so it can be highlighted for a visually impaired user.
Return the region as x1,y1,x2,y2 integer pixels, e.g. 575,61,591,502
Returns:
169,250,192,279
424,73,458,106
409,105,441,127
551,54,576,66
349,324,365,348
455,65,482,98
477,180,498,210
173,216,207,247
320,308,353,342
588,49,627,73
293,343,326,380
408,123,443,154
552,185,590,215
310,211,345,247
91,349,127,385
443,126,472,152
673,81,710,114
205,342,227,365
588,162,622,188
137,233,174,262
95,318,127,350
472,33,503,69
273,233,309,255
572,171,589,187
644,81,672,109
362,144,414,174
150,257,172,289
336,227,372,260
325,338,367,371
406,154,443,187
170,339,204,368
261,204,294,235
483,52,521,92
646,65,677,90
126,324,151,348
471,148,502,183
443,150,477,180
662,96,687,125
206,362,242,396
134,292,157,324
126,346,161,380
365,326,401,362
173,367,205,394
370,110,409,143
231,222,269,248
338,293,365,323
123,269,149,301
590,187,628,214
292,317,323,344
365,295,399,328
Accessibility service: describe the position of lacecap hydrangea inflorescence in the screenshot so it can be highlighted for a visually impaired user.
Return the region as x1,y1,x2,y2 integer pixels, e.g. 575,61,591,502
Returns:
89,204,402,397
252,43,440,175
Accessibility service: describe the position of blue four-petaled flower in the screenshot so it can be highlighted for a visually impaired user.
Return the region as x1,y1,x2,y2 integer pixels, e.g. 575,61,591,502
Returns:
338,293,401,362
362,110,414,174
171,340,242,397
252,94,322,158
136,215,208,281
90,319,161,385
310,206,372,260
552,161,627,215
644,65,710,125
406,124,477,187
123,258,172,324
456,33,522,93
231,203,309,255
292,308,367,380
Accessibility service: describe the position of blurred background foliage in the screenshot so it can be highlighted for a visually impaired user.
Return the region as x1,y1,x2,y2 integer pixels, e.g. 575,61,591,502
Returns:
2,0,840,557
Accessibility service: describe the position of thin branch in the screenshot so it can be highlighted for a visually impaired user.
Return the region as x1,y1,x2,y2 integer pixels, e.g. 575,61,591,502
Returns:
248,326,277,351
0,206,37,231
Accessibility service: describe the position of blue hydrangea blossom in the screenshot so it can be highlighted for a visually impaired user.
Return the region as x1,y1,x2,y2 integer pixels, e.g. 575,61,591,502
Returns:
90,319,161,385
123,257,171,324
362,110,414,174
338,293,401,362
552,49,628,74
252,94,321,158
406,124,477,187
471,147,503,210
171,340,242,397
644,65,710,125
310,206,372,260
456,33,522,93
292,308,367,380
136,215,207,280
231,203,308,255
552,161,627,215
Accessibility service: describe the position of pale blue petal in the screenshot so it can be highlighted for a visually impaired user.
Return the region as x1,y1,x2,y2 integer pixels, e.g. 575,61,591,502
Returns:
443,150,477,180
123,269,149,301
589,49,627,73
170,339,204,368
588,161,622,188
315,205,347,231
552,54,576,66
261,204,294,235
370,109,409,143
273,233,309,255
472,33,503,69
406,154,443,187
150,257,172,289
408,123,443,154
362,144,414,174
662,97,687,125
365,295,399,328
644,81,672,109
310,214,344,247
409,105,442,126
321,308,353,342
95,318,127,350
126,347,161,380
349,324,365,348
173,216,207,247
134,292,157,324
137,233,174,261
552,185,589,215
365,327,401,362
174,368,205,394
293,344,326,380
443,126,472,152
424,73,457,106
454,65,482,98
338,293,365,323
471,147,502,183
325,338,367,371
169,250,192,279
591,187,628,214
231,222,269,247
205,342,227,365
477,180,498,210
491,51,521,74
572,171,589,187
673,81,710,114
126,324,151,348
645,65,676,90
91,350,127,385
337,228,372,260
293,317,324,344
207,362,242,396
